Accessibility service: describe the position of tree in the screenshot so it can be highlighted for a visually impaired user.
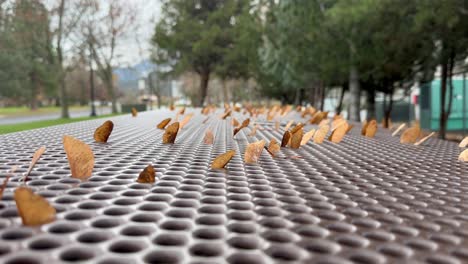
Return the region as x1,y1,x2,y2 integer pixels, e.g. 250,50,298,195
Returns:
84,0,137,114
0,0,56,109
414,0,468,139
47,0,90,118
152,0,249,107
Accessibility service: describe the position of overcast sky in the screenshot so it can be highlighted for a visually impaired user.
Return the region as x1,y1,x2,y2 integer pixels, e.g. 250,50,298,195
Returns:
117,0,162,66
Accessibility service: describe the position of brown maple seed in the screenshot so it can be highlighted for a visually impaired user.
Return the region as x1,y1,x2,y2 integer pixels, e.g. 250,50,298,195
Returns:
211,150,235,169
163,122,179,144
94,120,114,143
290,128,304,149
131,107,138,117
136,165,156,183
157,118,171,129
63,135,94,180
15,187,56,226
281,131,292,147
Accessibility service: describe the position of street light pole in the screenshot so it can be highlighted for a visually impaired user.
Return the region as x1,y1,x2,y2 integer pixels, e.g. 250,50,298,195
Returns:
89,41,96,117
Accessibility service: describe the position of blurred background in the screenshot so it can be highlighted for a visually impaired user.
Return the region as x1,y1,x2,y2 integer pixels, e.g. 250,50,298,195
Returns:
1,0,468,140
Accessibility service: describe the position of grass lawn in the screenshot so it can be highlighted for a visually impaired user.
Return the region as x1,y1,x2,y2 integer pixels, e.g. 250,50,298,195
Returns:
0,114,123,135
0,106,91,117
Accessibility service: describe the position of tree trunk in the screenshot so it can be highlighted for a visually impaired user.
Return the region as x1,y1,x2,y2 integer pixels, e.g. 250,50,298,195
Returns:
294,86,300,106
197,71,210,107
336,85,345,115
308,84,316,107
366,88,376,120
222,79,229,104
60,73,70,118
320,82,326,111
383,89,394,128
349,65,361,121
29,71,39,111
105,68,118,114
446,50,455,127
439,58,448,139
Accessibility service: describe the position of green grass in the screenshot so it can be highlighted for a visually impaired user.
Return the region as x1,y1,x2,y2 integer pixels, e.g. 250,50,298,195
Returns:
0,106,90,117
0,114,122,135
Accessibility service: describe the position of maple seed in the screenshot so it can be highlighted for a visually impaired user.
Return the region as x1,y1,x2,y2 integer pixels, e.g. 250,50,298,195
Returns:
233,118,250,136
267,139,281,157
221,110,232,119
163,122,179,144
314,125,330,144
157,118,171,129
414,132,435,146
131,107,138,117
94,120,114,143
301,129,315,146
136,165,156,183
23,146,46,182
179,113,194,129
63,135,95,180
14,187,56,226
459,149,468,161
281,131,292,147
211,150,235,169
364,120,378,138
204,129,214,144
290,128,304,149
0,176,10,200
459,136,468,148
329,122,348,143
400,126,421,144
245,140,266,163
392,123,406,137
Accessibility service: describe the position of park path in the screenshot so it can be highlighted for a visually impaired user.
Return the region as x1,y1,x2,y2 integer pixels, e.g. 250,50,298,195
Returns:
0,107,111,125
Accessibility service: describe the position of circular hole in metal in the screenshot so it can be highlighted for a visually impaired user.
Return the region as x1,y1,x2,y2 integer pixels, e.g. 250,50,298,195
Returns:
166,209,195,219
29,237,62,250
114,198,139,206
103,207,133,216
144,250,182,264
92,218,121,229
190,243,223,257
266,245,301,261
77,231,110,244
227,252,266,264
48,223,80,234
153,233,188,246
5,256,40,264
1,228,33,240
160,220,191,231
65,211,93,221
228,222,256,234
193,228,224,240
228,236,259,249
109,240,145,254
138,203,167,212
130,213,161,223
262,229,295,243
228,211,254,221
60,247,95,262
121,226,154,237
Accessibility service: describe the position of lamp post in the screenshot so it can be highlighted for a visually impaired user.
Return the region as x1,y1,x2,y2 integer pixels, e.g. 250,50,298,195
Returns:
89,41,96,117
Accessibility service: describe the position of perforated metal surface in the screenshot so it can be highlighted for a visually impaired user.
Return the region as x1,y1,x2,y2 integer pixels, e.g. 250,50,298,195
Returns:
0,109,467,264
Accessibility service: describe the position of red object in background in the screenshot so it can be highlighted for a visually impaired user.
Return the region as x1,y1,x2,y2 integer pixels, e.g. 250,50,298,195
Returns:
412,95,419,105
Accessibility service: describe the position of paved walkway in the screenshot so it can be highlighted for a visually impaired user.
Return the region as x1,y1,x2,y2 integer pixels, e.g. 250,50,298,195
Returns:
0,107,111,125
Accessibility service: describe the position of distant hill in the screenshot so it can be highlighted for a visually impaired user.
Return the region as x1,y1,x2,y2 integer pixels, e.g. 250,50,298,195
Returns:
113,60,156,92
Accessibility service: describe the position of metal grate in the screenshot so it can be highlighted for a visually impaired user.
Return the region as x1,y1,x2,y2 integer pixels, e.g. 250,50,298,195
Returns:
0,109,467,264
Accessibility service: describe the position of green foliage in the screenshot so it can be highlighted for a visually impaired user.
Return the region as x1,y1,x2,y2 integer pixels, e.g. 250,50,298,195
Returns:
152,0,257,105
0,0,57,105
